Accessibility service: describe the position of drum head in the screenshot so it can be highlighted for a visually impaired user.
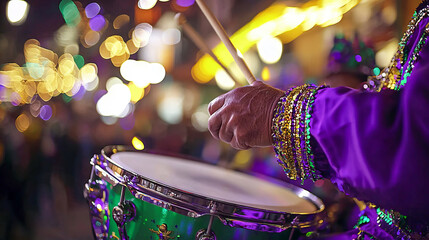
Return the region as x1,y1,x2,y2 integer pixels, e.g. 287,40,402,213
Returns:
110,151,317,214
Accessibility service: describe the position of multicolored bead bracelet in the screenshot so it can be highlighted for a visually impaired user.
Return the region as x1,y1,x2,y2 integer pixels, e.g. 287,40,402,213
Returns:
271,84,327,181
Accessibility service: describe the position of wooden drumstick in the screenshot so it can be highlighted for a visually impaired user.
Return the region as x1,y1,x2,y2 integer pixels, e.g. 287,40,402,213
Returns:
195,0,256,84
176,13,241,86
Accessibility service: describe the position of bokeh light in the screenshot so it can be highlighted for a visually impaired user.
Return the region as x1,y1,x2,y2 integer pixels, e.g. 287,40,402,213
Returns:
162,28,181,45
113,14,130,29
376,39,398,67
257,36,283,64
89,15,106,31
59,0,81,26
39,105,53,121
192,0,358,83
84,30,101,47
96,80,131,118
191,104,209,132
0,39,94,104
64,44,79,55
373,67,381,76
120,59,140,81
133,23,153,48
25,62,44,79
101,116,117,125
127,82,145,103
230,149,252,169
120,60,165,87
157,87,183,124
106,77,123,91
261,66,270,81
148,63,166,84
30,101,42,117
80,63,99,92
99,35,131,66
73,55,85,69
126,40,139,54
132,136,145,150
6,0,29,26
15,113,30,132
176,0,195,7
355,55,362,63
138,0,157,10
85,2,101,19
215,70,235,91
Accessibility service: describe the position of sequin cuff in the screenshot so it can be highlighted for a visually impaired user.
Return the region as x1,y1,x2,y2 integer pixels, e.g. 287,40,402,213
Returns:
271,84,327,181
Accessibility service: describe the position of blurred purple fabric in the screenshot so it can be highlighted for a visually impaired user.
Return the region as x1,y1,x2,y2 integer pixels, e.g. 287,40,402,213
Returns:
310,14,429,229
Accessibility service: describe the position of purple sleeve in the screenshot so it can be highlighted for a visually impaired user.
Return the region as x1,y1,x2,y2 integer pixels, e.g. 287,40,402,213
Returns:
310,44,429,222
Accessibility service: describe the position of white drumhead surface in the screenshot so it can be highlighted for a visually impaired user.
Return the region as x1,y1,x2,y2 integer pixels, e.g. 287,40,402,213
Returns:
110,152,317,213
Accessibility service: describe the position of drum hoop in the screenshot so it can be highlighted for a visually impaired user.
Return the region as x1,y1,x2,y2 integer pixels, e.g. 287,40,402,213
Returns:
94,145,325,231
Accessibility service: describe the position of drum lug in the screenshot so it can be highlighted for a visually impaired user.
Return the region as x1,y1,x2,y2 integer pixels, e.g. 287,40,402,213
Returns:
195,209,217,240
113,201,136,225
113,185,136,240
195,229,216,240
84,176,110,240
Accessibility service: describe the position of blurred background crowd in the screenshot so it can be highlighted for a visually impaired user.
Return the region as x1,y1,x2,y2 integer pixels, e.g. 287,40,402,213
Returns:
0,0,422,239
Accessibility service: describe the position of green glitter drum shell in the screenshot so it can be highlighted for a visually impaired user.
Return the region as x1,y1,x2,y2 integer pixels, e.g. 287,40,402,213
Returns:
100,180,296,240
85,146,324,239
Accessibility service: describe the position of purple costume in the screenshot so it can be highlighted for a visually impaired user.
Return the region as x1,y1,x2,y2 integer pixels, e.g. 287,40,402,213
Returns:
272,1,429,239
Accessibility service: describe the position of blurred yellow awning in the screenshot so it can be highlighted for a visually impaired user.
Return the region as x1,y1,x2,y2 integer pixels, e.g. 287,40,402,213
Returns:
192,0,359,84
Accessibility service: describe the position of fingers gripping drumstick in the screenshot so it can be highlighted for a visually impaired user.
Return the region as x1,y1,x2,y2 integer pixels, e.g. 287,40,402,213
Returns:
195,0,256,84
176,13,242,86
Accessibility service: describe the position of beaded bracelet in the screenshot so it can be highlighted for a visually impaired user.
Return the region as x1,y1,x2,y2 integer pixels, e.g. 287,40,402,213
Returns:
272,84,327,181
272,86,302,179
295,88,313,180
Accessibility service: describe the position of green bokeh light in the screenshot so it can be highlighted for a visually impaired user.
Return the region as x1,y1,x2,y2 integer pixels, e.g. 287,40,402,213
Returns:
62,94,72,103
373,67,381,76
59,0,81,26
73,55,84,69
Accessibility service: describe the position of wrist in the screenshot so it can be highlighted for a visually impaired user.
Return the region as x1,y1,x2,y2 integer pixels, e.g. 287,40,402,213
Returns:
271,84,328,181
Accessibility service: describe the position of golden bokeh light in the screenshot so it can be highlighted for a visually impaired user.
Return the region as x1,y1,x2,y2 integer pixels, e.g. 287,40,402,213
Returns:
99,35,132,66
58,54,78,76
79,63,98,84
61,75,77,93
126,39,139,54
111,52,130,67
261,66,270,81
15,113,31,132
128,81,145,103
113,14,130,29
132,136,145,150
24,81,37,97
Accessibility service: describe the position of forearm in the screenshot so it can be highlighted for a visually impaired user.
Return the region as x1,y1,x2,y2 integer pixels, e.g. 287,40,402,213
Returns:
272,82,429,221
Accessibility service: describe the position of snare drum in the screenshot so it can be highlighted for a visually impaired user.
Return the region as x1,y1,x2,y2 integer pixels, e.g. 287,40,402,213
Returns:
84,146,324,240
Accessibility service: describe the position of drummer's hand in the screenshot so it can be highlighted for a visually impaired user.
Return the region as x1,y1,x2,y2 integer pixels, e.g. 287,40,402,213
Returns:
208,81,284,150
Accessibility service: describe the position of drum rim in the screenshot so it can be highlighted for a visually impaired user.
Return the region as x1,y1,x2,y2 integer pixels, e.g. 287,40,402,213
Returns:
94,145,325,231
